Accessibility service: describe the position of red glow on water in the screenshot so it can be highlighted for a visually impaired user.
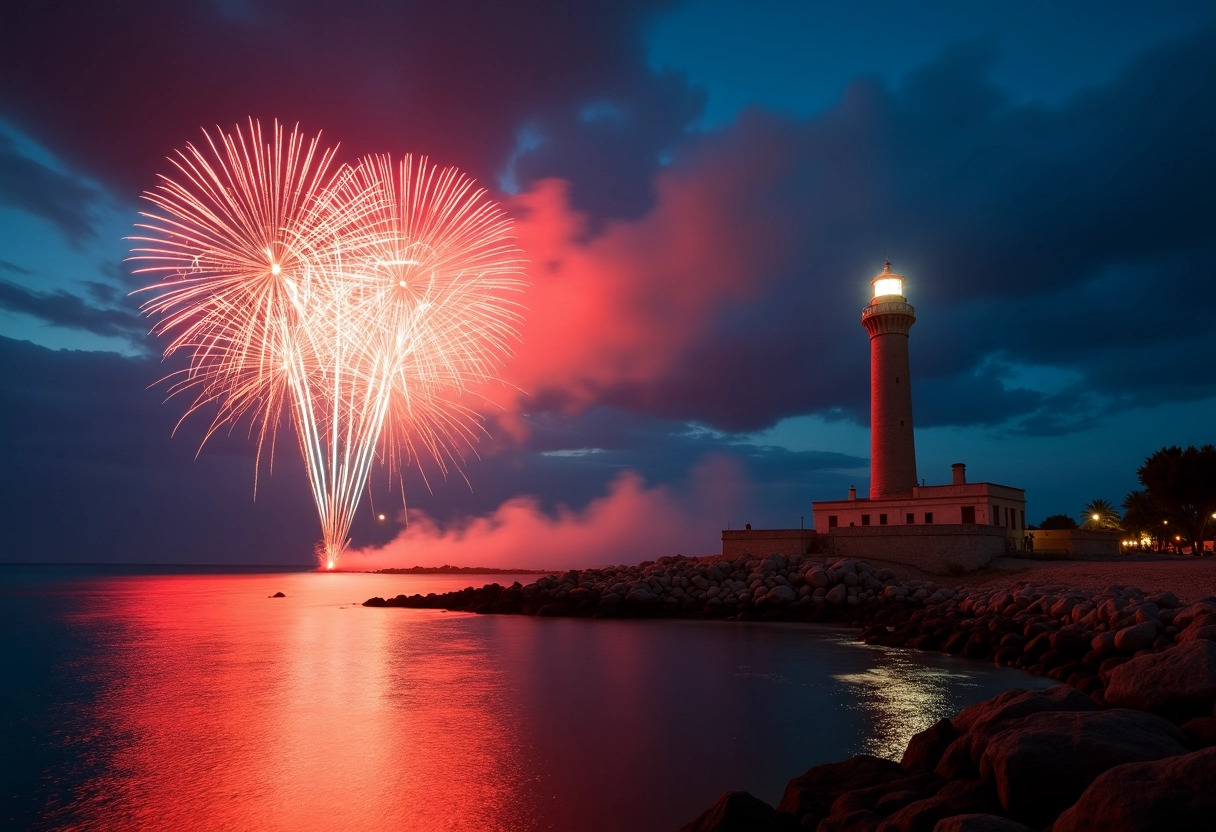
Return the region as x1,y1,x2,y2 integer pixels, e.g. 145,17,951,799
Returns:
54,573,538,831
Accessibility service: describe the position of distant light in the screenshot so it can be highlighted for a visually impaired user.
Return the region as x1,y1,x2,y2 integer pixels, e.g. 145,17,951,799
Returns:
326,560,335,570
1092,514,1100,521
873,277,903,298
378,513,386,521
271,263,281,275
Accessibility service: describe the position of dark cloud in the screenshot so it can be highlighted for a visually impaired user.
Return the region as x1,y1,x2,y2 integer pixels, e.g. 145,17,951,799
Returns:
490,28,1214,436
81,280,121,305
0,279,145,341
0,133,100,244
0,337,850,563
513,68,706,217
2,6,1213,567
0,0,698,219
0,258,32,275
0,336,320,563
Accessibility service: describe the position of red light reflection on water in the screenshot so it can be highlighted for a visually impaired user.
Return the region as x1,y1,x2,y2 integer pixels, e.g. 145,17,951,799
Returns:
52,573,537,832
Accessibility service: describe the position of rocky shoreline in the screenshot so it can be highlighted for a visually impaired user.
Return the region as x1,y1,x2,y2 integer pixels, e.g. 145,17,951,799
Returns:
364,553,1216,830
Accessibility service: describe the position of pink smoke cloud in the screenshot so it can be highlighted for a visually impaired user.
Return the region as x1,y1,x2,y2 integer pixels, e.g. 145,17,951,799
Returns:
345,455,750,571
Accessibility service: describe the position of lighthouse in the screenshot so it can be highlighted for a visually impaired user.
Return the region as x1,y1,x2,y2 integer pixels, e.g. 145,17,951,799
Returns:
728,255,1033,573
862,261,917,499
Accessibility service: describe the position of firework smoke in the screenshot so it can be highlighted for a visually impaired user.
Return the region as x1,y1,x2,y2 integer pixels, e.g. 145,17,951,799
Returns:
130,119,525,568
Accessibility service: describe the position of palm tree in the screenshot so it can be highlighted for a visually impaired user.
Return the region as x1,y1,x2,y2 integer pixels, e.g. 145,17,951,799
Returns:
1081,498,1121,530
1121,490,1163,550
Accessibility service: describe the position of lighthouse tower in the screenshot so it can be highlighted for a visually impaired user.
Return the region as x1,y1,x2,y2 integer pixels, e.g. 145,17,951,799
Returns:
862,261,917,499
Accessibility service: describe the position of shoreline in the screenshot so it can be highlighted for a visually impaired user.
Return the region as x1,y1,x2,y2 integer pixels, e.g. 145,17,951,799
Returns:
366,553,1216,830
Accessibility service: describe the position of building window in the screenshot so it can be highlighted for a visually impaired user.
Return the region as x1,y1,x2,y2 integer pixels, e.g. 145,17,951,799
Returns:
879,514,888,525
961,506,975,524
993,506,1001,525
861,514,871,526
925,512,934,524
828,515,838,528
1020,510,1025,529
906,513,914,524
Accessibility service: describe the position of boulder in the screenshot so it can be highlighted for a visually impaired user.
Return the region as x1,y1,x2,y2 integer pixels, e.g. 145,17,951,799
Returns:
935,686,1096,779
951,686,1094,735
826,583,849,605
1179,716,1216,749
1052,747,1216,832
1089,630,1117,657
624,586,655,604
777,755,907,826
1178,623,1216,643
808,568,831,588
677,791,796,832
767,585,797,604
1112,621,1158,653
978,708,1188,827
817,809,884,832
1105,639,1216,716
876,779,997,832
828,773,941,819
931,815,1034,832
1048,625,1091,653
1148,590,1180,609
270,591,286,598
902,719,957,774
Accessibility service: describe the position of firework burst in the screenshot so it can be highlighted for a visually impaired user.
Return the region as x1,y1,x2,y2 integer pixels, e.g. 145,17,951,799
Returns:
130,119,525,569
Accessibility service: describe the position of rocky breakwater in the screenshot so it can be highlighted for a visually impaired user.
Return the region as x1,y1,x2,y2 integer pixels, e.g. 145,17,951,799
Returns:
364,553,922,622
364,557,1216,829
680,588,1216,832
860,583,1216,712
681,683,1216,832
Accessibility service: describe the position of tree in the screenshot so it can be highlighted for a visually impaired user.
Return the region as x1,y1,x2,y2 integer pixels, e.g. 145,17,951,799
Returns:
1040,514,1078,530
1138,445,1216,555
1121,490,1165,550
1081,498,1121,530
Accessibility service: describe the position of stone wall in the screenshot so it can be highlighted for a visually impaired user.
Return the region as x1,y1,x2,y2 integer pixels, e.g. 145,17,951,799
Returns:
827,523,1010,573
721,528,815,558
1032,529,1121,558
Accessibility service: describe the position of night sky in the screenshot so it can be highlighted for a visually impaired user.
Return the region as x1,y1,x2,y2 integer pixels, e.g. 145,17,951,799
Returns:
1,1,1213,568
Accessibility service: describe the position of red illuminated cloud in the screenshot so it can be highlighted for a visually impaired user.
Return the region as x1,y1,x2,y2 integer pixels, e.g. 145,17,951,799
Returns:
485,134,805,430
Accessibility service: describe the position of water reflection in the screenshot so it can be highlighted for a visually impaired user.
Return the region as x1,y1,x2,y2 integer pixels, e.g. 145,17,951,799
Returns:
41,574,537,831
830,637,984,760
5,571,1053,831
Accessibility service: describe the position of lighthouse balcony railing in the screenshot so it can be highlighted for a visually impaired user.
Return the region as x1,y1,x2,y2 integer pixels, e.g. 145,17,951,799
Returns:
862,300,915,319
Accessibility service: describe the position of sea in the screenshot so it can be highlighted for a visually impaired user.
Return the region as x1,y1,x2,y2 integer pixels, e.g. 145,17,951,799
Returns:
0,565,1053,831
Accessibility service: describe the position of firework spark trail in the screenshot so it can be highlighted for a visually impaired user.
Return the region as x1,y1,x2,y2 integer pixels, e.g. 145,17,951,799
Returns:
130,119,525,569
